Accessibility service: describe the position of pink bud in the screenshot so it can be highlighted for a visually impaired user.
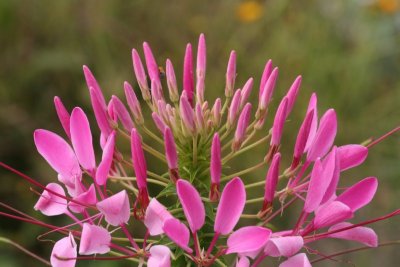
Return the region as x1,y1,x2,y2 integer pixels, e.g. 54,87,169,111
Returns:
164,127,178,170
124,82,144,124
196,33,206,103
79,223,111,255
227,89,242,129
34,183,67,216
304,93,318,152
96,190,130,226
291,110,314,169
50,233,77,267
131,49,150,100
130,128,147,190
212,98,222,127
225,51,237,97
233,103,252,151
151,79,164,103
143,42,160,87
111,95,134,131
307,109,337,162
259,67,278,111
214,177,246,235
264,153,281,204
179,92,196,134
176,179,205,232
183,43,194,105
285,75,302,117
240,78,254,108
152,112,167,133
83,66,106,106
166,59,179,102
195,103,206,132
54,97,71,138
211,133,221,185
96,132,116,186
259,59,273,99
89,87,113,136
270,97,288,146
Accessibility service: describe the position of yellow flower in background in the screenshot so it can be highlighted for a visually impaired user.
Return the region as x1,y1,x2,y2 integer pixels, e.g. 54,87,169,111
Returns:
378,0,399,13
236,0,264,23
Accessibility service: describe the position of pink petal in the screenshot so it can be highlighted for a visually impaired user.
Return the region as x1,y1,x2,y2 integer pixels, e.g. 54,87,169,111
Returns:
148,245,171,267
259,67,278,110
131,49,149,93
214,177,246,235
336,177,378,212
303,159,324,213
259,59,273,99
314,201,353,229
69,184,97,213
50,233,77,267
96,190,130,226
54,96,71,139
79,223,111,255
240,78,254,108
293,110,314,160
96,131,116,185
83,66,106,106
34,183,67,216
176,179,205,232
183,43,194,105
89,87,112,136
131,128,148,189
307,109,337,161
225,50,237,97
264,236,304,257
34,129,81,181
236,257,250,267
321,147,340,204
212,98,222,127
163,218,192,253
264,153,281,203
111,95,134,132
152,112,167,133
270,97,288,146
144,198,173,236
304,93,318,152
196,33,206,79
226,226,271,254
124,82,144,124
227,89,242,127
233,103,252,150
211,133,222,185
179,92,196,134
70,107,96,172
279,253,311,267
328,222,378,247
337,144,368,171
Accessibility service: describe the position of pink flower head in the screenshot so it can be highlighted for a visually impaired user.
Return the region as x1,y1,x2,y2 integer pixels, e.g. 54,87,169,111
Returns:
183,43,194,105
176,179,205,232
148,245,171,267
34,129,82,182
225,50,237,97
96,190,130,226
70,107,96,173
214,177,246,235
79,223,111,255
96,131,116,186
307,109,337,162
259,67,278,111
50,233,77,267
34,183,67,216
166,59,179,102
54,96,71,138
144,198,173,236
233,103,252,151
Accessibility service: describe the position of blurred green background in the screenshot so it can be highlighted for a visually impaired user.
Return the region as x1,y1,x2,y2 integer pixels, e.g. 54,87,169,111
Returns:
0,0,399,266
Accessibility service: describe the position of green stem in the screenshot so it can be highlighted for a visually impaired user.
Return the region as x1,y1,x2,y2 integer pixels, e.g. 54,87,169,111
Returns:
245,197,264,204
143,126,164,144
221,161,266,182
110,176,168,187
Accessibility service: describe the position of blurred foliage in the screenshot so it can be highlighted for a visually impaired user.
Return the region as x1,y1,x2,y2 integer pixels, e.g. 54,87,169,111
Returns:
0,0,399,266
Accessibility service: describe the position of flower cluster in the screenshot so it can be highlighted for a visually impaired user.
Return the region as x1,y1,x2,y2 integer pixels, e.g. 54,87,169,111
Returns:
1,34,399,267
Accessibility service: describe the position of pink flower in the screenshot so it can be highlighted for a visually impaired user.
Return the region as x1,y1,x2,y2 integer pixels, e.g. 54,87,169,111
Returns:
50,233,77,267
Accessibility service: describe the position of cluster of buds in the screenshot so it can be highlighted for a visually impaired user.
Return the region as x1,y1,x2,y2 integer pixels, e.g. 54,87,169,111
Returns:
1,34,399,267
